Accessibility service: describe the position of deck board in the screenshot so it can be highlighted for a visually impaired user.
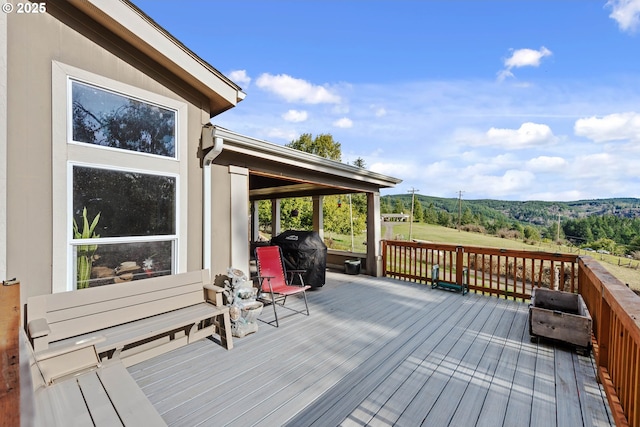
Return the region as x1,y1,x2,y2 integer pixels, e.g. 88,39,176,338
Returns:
419,298,508,426
555,348,584,426
389,297,498,426
446,299,519,427
128,272,613,427
473,301,528,427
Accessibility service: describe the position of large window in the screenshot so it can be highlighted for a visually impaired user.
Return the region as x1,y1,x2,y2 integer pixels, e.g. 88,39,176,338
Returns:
71,166,177,288
71,81,176,157
52,62,188,291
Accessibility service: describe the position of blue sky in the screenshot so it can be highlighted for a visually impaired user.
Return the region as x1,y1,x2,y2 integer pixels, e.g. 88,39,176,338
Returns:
134,0,640,201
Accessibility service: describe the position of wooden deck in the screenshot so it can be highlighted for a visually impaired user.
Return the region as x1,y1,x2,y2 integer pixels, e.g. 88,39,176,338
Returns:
129,271,613,427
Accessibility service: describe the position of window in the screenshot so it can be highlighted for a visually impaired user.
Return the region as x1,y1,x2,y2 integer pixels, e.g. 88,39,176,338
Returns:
71,165,177,288
52,62,188,292
71,81,176,157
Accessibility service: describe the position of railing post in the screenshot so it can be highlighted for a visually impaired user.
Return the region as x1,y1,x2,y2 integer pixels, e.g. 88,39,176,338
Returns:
0,279,21,427
381,240,387,277
598,290,611,372
455,246,464,287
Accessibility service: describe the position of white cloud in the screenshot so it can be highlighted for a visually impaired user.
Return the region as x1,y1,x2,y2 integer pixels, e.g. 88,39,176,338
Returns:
505,47,552,69
333,117,353,128
574,112,640,142
370,161,420,180
607,0,640,33
370,105,387,117
572,152,620,179
264,127,298,142
282,109,308,122
255,73,341,104
526,156,567,172
331,104,350,115
215,76,640,200
498,47,552,81
228,69,251,87
481,122,557,148
465,170,536,197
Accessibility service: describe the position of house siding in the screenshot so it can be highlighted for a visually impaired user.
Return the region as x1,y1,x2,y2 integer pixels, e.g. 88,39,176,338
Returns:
6,6,213,302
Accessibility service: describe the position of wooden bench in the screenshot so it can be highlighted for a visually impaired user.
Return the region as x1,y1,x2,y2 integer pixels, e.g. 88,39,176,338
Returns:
431,264,469,295
22,328,167,426
26,269,232,380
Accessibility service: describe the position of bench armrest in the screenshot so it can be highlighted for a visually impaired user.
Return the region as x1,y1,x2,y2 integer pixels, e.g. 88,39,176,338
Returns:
203,283,225,306
28,318,50,339
35,336,106,362
35,336,107,385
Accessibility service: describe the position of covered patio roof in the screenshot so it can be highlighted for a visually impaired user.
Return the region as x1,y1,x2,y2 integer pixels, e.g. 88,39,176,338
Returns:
206,126,402,200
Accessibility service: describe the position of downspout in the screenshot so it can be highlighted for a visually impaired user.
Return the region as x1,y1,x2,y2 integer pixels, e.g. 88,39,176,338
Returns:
201,125,223,272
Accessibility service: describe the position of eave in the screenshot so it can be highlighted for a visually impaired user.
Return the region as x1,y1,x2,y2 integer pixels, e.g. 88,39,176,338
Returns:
209,126,402,200
67,0,245,117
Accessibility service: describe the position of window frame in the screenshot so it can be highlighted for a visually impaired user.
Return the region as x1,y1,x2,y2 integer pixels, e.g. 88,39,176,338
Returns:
52,62,188,292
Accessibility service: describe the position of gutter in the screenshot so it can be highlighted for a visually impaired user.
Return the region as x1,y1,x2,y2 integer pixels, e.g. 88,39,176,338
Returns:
202,125,224,271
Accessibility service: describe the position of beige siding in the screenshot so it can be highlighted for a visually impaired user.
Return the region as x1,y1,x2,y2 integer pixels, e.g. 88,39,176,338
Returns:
6,7,210,299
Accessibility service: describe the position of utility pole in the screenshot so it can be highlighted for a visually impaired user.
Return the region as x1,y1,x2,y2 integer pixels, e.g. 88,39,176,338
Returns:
457,190,464,231
408,187,419,241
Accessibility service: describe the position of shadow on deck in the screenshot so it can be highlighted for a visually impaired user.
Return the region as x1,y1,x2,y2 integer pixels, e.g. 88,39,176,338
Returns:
129,271,612,427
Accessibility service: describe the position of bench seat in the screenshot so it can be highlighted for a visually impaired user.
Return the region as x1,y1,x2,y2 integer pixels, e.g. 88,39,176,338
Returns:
34,361,166,427
27,269,232,376
45,302,227,367
21,328,165,427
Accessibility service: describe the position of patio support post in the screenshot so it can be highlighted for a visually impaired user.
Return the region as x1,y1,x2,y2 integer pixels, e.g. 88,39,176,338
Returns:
367,192,382,276
251,200,260,242
271,198,281,237
312,195,324,241
229,166,250,274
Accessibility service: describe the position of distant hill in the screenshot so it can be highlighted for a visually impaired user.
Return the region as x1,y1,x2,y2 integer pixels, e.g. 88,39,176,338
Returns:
382,195,640,227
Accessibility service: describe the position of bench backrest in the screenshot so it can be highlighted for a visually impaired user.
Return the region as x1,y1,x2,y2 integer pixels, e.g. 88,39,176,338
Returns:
27,270,210,344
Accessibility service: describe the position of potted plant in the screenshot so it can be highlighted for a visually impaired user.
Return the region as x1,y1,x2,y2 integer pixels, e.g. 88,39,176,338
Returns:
73,207,100,289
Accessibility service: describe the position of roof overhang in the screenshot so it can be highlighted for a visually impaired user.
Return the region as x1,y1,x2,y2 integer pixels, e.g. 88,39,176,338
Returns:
67,0,245,117
208,126,402,201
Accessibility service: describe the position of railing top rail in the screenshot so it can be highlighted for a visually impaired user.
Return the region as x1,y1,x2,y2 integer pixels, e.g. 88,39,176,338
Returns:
383,240,579,263
580,256,640,340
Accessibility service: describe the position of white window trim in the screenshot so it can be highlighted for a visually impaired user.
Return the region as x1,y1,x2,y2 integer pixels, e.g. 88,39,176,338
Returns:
52,61,188,292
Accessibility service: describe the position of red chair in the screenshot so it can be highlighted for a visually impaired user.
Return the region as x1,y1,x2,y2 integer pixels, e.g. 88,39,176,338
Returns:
254,245,310,327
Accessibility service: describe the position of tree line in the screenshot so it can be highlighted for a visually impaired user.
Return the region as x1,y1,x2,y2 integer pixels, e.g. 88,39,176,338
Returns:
382,194,640,257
